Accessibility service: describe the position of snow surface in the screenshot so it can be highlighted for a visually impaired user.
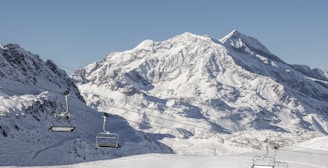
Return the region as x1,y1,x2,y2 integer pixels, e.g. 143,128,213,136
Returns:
2,136,327,168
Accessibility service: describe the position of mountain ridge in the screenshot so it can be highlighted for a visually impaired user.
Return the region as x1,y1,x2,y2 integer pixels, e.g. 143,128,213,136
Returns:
73,30,328,138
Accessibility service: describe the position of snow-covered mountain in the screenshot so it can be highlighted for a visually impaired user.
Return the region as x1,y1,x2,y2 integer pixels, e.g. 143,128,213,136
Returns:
0,44,172,166
73,30,328,145
0,43,83,99
1,30,328,167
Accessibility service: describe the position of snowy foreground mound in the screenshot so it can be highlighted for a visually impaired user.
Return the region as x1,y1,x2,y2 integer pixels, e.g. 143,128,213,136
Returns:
4,136,327,168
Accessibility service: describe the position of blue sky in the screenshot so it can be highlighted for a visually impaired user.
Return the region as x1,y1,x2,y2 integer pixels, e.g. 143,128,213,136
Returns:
1,0,327,73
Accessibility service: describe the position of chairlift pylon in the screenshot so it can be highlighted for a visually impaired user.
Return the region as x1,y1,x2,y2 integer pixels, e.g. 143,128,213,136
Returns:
96,113,120,149
49,91,76,132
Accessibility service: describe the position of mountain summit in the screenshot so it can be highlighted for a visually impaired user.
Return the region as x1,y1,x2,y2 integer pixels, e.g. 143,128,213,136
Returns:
220,30,271,54
73,30,328,139
220,30,284,63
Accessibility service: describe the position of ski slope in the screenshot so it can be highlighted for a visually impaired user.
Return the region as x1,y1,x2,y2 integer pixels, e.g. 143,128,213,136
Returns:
1,136,327,168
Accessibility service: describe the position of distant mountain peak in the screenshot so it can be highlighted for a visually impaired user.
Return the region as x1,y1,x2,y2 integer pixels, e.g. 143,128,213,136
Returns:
220,29,243,41
134,39,155,50
1,43,21,50
220,30,271,54
0,43,32,56
171,32,216,42
0,43,82,98
220,30,286,63
228,29,243,37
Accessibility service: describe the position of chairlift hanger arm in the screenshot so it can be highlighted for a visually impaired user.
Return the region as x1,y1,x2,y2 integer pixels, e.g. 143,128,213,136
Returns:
48,90,76,132
102,113,110,133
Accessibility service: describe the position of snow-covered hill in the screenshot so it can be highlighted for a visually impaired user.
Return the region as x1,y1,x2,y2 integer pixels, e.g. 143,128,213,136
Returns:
4,136,328,168
73,30,328,145
0,44,172,166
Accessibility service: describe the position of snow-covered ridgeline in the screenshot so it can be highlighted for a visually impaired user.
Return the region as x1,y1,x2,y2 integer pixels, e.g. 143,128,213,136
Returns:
73,30,328,140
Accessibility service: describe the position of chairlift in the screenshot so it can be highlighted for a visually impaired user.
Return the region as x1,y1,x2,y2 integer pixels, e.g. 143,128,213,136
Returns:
274,161,288,168
96,113,120,149
49,91,76,132
252,138,275,168
252,138,289,168
252,155,275,168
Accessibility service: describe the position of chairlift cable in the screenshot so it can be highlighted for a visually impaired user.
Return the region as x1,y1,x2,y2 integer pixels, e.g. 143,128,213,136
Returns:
0,76,211,131
0,85,183,132
0,78,204,129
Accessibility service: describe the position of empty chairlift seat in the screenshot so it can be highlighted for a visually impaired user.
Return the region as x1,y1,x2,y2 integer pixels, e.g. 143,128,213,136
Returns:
252,155,275,168
49,113,76,132
49,91,77,132
96,113,120,149
96,132,120,148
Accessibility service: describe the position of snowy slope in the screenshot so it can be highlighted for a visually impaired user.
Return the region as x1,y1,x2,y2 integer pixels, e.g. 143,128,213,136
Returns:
0,44,172,166
4,136,328,168
73,30,328,147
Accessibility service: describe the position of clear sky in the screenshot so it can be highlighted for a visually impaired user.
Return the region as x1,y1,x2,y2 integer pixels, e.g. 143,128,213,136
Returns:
1,0,327,73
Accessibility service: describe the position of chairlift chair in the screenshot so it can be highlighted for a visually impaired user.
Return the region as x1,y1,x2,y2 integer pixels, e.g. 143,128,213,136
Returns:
252,138,289,168
252,155,275,168
49,91,76,132
96,113,120,149
274,161,288,168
